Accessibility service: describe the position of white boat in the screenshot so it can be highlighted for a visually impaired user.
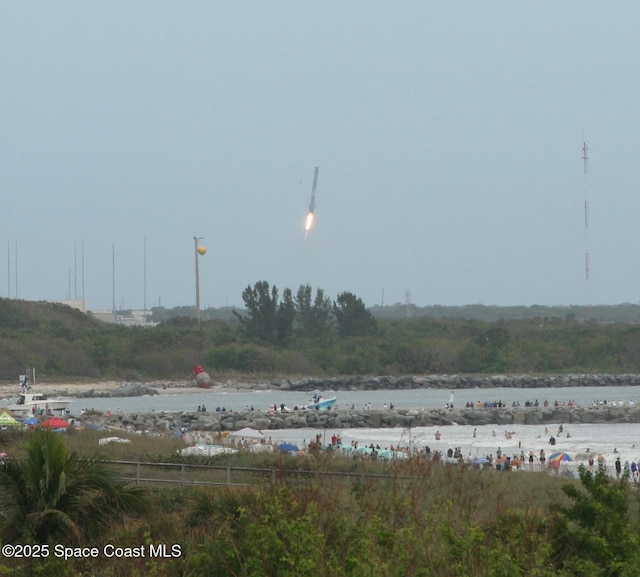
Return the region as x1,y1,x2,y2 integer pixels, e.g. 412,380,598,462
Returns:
3,369,72,417
305,391,337,410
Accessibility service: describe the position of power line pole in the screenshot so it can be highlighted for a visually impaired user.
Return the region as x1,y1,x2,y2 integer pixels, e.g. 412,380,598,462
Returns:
582,140,590,319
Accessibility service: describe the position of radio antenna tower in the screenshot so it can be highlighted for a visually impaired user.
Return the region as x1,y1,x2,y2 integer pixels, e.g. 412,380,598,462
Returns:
404,289,412,318
582,140,590,318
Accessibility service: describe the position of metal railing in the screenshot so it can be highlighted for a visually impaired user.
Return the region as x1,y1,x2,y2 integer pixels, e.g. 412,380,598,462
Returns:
106,460,406,489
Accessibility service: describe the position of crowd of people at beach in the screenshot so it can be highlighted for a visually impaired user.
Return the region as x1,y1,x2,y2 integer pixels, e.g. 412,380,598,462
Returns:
592,399,636,406
461,399,582,409
179,420,640,482
285,423,640,481
188,396,640,415
422,424,639,481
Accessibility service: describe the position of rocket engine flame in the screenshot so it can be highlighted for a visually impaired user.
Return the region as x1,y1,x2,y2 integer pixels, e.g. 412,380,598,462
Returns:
305,212,314,231
303,167,319,234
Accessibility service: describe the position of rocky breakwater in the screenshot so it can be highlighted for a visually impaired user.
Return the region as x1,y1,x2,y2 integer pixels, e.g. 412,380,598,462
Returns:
81,403,640,435
64,373,640,399
274,373,640,392
78,382,161,398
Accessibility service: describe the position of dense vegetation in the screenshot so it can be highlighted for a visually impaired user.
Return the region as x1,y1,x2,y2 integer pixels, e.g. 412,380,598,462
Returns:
0,430,148,545
0,429,639,576
2,286,640,381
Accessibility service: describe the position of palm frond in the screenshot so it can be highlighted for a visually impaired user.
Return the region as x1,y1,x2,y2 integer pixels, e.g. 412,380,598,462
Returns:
0,429,149,544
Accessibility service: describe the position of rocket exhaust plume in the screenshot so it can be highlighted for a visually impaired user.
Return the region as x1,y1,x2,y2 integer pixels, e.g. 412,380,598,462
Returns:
305,211,314,231
304,166,319,233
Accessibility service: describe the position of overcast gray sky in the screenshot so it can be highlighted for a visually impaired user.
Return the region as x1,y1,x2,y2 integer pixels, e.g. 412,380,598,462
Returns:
2,3,639,311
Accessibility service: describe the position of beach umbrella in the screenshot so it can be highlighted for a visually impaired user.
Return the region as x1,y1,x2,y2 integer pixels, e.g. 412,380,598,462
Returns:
22,417,38,425
229,427,264,439
40,417,70,429
278,442,299,452
548,452,574,463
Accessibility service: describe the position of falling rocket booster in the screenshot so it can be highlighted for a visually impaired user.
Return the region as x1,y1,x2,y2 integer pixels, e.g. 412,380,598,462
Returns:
305,166,319,232
308,166,319,213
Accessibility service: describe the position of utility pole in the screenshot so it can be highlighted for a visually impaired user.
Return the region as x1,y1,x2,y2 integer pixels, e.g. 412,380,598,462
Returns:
583,140,590,319
194,236,206,323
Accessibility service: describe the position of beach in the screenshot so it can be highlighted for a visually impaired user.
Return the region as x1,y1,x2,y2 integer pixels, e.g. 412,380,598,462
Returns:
0,380,214,399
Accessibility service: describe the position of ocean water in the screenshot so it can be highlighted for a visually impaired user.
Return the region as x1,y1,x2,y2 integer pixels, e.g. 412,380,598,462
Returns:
71,383,640,415
62,384,640,474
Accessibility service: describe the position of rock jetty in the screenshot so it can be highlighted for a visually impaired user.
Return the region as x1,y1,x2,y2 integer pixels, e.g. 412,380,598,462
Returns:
75,373,640,398
270,373,640,391
81,403,640,434
78,382,160,398
69,373,640,432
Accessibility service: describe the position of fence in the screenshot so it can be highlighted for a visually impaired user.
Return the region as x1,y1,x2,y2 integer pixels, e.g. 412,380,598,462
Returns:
107,460,405,489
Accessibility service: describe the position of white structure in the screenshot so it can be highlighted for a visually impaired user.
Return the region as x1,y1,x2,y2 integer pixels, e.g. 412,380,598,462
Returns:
90,309,157,327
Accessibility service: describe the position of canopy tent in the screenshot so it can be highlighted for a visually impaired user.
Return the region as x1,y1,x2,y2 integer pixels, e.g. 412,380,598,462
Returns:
0,412,20,427
229,427,264,439
40,417,70,429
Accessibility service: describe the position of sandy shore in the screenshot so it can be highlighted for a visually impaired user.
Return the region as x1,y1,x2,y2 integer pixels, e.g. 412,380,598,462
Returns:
0,381,213,399
0,381,116,397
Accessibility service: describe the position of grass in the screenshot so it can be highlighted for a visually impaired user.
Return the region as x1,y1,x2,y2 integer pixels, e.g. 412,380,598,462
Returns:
0,427,575,491
0,428,575,524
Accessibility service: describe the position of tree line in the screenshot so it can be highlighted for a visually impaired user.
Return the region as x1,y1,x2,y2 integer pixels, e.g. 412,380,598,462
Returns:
2,289,640,380
232,281,377,344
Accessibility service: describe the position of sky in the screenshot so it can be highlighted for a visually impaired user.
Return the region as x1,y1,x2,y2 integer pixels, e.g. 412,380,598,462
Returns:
2,3,639,311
